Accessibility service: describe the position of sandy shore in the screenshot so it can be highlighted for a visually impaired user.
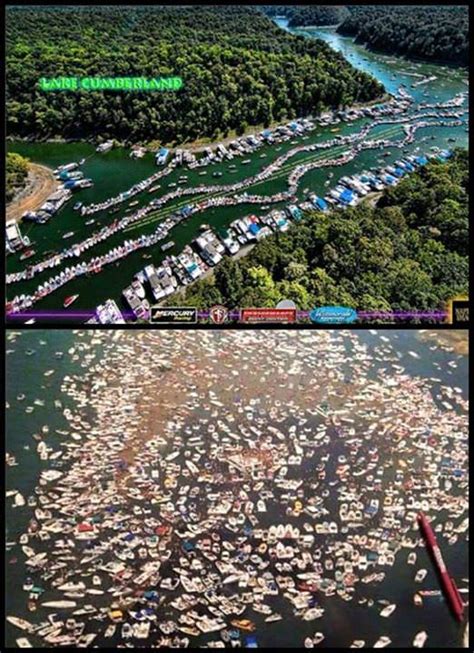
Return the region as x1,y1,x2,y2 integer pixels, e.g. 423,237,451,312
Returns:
6,163,58,223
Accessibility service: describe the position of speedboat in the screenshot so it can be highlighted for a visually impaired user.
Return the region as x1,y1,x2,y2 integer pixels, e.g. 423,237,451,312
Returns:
41,601,77,608
63,295,79,308
121,623,133,638
414,593,423,606
104,625,116,638
6,616,34,631
22,578,34,592
374,636,391,648
415,568,427,582
380,603,396,617
20,249,35,261
313,632,325,645
413,631,428,648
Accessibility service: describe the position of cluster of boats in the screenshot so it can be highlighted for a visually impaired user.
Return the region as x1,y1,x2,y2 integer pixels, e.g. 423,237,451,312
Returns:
120,210,297,317
310,153,435,210
4,140,453,320
5,331,468,647
5,85,468,318
21,187,72,226
94,299,126,324
80,165,176,216
116,148,447,320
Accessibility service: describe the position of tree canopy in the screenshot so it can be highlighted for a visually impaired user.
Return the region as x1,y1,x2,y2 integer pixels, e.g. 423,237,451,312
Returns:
6,152,29,203
337,5,468,66
171,149,468,316
6,5,383,144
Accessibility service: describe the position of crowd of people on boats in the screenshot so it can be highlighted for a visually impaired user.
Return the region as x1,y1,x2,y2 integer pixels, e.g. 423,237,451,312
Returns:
5,331,468,647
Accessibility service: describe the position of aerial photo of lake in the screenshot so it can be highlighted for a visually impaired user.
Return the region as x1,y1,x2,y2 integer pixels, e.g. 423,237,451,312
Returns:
5,329,469,648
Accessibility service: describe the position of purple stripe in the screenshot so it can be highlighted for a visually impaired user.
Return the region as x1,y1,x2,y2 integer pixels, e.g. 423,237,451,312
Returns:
6,310,449,320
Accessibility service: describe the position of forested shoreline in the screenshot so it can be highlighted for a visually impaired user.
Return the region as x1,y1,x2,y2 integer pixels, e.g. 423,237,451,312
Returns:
6,6,382,145
260,5,350,27
261,5,468,67
337,6,468,67
168,150,469,315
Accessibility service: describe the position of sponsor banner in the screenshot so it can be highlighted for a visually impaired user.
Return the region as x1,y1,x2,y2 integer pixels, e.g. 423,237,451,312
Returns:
240,308,296,323
150,307,197,324
309,306,357,324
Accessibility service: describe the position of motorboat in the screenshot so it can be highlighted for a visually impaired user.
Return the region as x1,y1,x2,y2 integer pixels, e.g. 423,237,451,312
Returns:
380,603,396,617
63,295,79,308
374,636,392,648
413,631,428,648
415,569,427,582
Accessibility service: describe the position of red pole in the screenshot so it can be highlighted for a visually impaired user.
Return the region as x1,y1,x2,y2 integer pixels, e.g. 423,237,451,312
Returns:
417,512,464,622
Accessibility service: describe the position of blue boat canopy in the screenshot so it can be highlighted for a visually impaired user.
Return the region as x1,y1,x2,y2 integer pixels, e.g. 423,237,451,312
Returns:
315,197,328,210
340,189,353,203
249,223,261,235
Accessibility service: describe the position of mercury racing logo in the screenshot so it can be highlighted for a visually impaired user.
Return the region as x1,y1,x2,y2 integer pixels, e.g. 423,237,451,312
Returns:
150,307,197,324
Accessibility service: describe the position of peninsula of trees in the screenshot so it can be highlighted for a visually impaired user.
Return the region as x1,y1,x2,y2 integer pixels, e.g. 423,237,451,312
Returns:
6,5,383,144
6,153,29,203
169,150,468,315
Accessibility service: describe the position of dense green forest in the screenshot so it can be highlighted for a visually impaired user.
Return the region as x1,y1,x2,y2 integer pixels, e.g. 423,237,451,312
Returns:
171,150,468,315
5,6,383,144
337,5,468,66
6,152,29,202
260,5,349,26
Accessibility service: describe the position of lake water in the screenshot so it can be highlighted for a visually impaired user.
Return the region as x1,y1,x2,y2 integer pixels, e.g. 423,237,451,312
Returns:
5,330,469,647
6,24,468,318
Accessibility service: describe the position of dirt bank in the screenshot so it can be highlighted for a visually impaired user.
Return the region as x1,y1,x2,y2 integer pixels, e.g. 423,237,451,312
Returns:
6,163,58,223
